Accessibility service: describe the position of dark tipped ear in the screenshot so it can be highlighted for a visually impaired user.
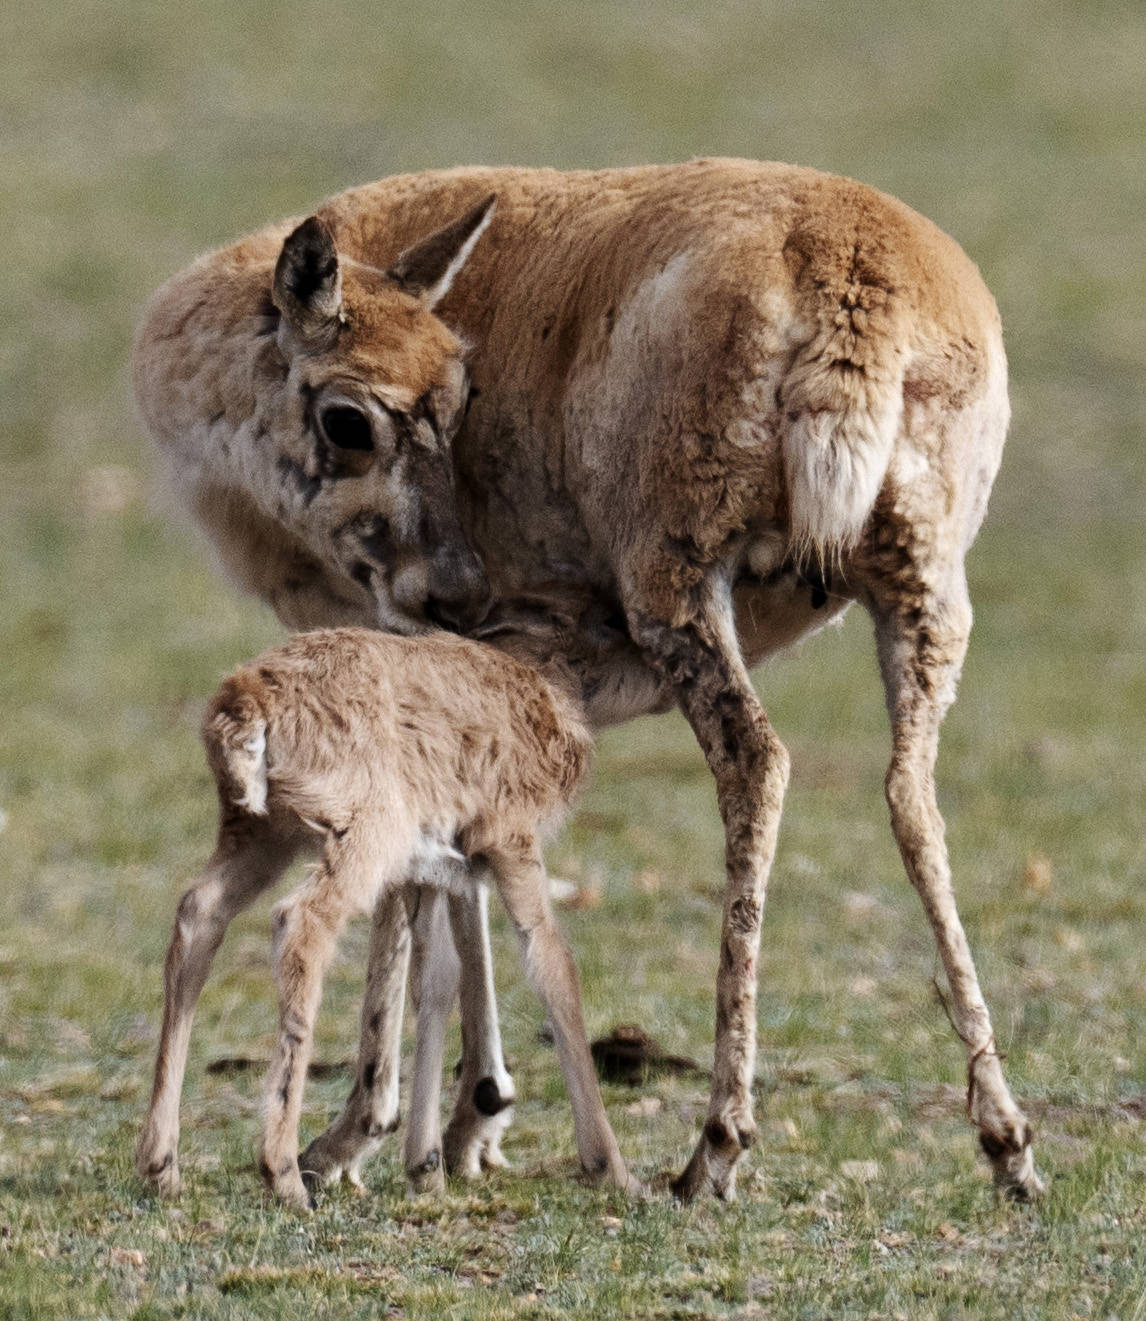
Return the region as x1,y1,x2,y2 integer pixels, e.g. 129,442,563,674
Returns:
272,216,343,338
388,194,497,309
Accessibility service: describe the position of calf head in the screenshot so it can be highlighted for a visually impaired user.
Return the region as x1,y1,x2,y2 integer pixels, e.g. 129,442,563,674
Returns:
471,588,675,728
270,196,496,633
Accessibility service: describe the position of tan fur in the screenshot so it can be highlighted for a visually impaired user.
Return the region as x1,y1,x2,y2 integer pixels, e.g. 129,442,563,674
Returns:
135,158,1039,1201
137,628,639,1208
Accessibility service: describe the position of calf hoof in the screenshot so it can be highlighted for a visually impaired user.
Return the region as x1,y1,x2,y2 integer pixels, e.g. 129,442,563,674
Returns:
616,1167,650,1199
580,1152,647,1198
260,1156,316,1212
406,1148,446,1196
444,1079,515,1179
275,1174,317,1212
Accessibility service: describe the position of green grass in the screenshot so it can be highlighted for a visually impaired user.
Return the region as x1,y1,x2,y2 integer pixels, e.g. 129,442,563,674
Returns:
2,0,1145,1316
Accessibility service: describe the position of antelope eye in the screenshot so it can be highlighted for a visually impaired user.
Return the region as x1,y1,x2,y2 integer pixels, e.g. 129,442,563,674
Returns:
319,405,374,451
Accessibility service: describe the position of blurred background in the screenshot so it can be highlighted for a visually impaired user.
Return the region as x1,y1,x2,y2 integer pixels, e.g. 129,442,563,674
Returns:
1,1,1144,1314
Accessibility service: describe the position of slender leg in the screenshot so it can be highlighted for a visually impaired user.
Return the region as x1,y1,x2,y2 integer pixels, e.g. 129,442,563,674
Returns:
443,880,516,1177
489,839,641,1194
299,887,412,1192
137,813,302,1197
873,568,1043,1198
402,887,459,1193
261,832,378,1209
628,578,790,1202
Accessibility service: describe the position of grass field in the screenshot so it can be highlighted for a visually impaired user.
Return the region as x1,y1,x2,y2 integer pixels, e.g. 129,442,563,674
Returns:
2,1,1145,1317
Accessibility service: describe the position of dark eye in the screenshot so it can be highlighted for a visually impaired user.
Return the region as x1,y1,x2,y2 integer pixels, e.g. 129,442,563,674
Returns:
320,405,374,451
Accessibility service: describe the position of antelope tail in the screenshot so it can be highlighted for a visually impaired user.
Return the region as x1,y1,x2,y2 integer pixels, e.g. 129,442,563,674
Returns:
202,673,271,816
781,224,910,569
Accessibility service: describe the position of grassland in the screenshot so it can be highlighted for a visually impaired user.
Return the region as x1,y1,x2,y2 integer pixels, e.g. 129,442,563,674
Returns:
2,1,1145,1316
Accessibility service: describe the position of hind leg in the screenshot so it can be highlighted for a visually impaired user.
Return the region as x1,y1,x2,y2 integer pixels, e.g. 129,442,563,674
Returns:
261,830,380,1209
443,880,516,1178
137,812,302,1196
871,563,1043,1199
299,886,412,1193
625,576,790,1203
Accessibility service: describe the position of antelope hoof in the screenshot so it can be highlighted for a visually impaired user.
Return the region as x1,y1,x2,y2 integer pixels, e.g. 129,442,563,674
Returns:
298,1138,344,1189
137,1147,182,1199
980,1128,1046,1201
672,1115,753,1203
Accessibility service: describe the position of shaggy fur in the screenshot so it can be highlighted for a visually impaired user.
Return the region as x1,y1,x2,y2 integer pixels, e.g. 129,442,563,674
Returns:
134,158,1041,1201
136,629,640,1208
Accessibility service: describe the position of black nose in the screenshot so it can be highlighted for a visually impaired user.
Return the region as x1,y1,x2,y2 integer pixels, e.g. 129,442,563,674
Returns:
425,596,465,633
424,586,492,634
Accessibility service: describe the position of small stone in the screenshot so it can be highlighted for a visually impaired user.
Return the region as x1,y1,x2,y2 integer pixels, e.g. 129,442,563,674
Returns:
843,891,879,915
623,1096,662,1117
79,465,141,517
839,1159,879,1183
1022,854,1053,895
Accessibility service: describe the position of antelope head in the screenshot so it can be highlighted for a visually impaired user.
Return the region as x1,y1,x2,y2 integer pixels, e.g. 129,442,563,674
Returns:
270,195,496,634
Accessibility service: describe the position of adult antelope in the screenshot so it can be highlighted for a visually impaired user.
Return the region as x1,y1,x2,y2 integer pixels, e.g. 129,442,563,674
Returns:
134,158,1042,1201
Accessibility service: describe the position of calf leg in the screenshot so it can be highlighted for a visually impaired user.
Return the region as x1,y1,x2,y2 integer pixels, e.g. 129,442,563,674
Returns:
262,832,376,1209
299,887,411,1193
443,881,516,1177
490,840,641,1194
872,568,1043,1198
137,813,300,1197
628,579,789,1202
402,887,459,1193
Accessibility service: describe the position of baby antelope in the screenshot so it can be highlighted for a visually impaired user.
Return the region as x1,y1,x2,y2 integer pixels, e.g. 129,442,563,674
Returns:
136,627,638,1209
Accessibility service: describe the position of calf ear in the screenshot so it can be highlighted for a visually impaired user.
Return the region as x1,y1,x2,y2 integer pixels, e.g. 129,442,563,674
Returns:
272,216,343,339
388,194,496,309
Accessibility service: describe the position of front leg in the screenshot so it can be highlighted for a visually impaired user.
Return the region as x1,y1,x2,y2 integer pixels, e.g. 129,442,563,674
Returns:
628,578,790,1202
402,887,459,1193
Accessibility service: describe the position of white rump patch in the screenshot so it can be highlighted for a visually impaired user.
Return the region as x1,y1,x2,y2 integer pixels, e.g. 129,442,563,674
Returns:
783,390,901,567
230,722,268,816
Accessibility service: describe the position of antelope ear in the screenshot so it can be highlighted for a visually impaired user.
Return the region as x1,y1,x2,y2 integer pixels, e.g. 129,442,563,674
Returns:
388,194,497,309
272,216,343,338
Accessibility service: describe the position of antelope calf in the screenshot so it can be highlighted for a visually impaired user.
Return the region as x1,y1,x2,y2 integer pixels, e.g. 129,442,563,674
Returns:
136,627,639,1209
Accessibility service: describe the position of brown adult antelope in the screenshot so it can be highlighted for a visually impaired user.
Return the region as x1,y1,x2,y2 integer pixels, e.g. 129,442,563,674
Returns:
136,626,642,1209
134,158,1042,1201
